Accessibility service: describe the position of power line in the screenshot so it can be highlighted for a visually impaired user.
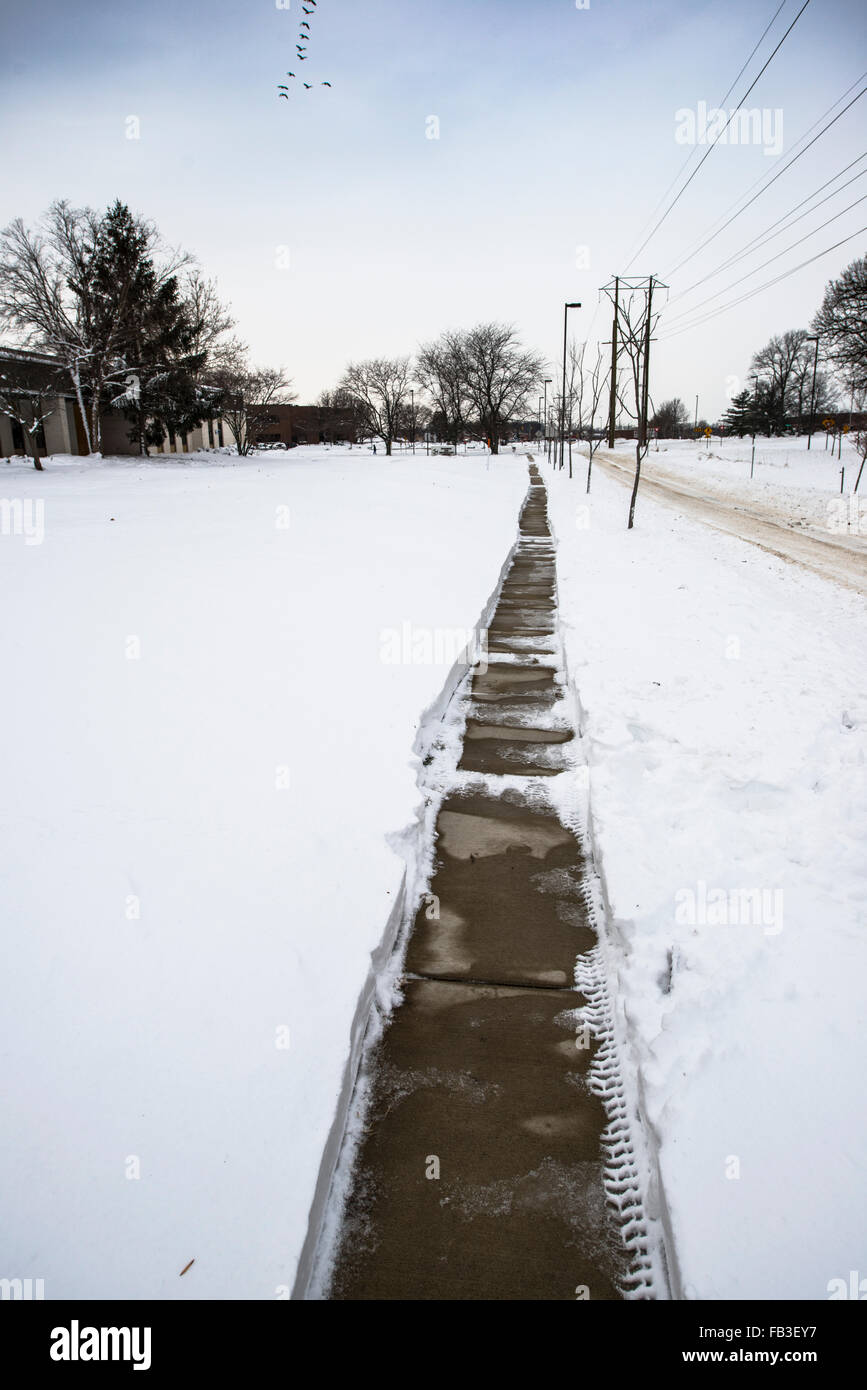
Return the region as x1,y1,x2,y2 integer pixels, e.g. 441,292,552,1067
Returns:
665,79,867,276
678,154,867,291
658,224,867,340
662,193,867,325
664,69,867,273
621,0,788,272
666,159,867,307
626,0,812,269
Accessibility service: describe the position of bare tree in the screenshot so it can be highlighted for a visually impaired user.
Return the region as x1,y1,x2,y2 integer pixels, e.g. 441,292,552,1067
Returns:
318,386,362,444
416,331,469,456
461,323,545,455
0,200,192,453
183,271,234,364
0,351,61,469
559,338,586,478
210,344,295,455
339,357,412,455
581,344,610,494
812,256,867,397
0,203,97,451
609,284,659,527
650,398,689,438
750,330,808,433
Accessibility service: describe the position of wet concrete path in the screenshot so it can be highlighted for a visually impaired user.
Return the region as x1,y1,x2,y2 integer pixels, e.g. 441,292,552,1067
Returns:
326,464,628,1300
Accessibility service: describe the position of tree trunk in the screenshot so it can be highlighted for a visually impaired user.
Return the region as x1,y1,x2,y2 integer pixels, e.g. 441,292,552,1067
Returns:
90,384,101,455
385,437,392,455
627,444,643,529
25,404,43,471
70,364,93,455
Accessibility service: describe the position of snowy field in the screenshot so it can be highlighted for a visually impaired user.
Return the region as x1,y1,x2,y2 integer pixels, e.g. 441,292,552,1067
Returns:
547,459,867,1299
0,444,526,1299
4,437,864,1303
608,433,867,535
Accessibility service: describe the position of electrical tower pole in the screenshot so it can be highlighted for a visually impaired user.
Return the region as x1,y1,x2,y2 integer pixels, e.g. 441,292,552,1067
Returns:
639,276,654,450
628,274,664,530
600,274,666,526
607,276,619,450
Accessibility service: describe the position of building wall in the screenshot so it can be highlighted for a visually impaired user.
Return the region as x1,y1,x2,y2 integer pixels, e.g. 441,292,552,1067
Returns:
251,404,357,447
0,394,79,458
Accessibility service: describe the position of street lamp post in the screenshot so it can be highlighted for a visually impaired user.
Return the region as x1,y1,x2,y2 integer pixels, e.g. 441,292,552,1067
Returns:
543,378,552,463
805,335,820,450
560,302,581,474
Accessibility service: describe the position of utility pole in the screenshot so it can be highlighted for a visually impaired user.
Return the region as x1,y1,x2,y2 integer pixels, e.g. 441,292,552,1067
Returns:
606,276,619,449
628,275,654,529
559,302,581,471
694,394,699,434
806,335,819,449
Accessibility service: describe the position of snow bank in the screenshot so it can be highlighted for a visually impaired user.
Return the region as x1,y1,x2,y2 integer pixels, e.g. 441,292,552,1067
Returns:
0,445,526,1299
622,434,866,533
547,458,867,1300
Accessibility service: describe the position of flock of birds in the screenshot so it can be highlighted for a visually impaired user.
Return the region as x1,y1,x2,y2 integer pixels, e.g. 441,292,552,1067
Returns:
278,1,332,99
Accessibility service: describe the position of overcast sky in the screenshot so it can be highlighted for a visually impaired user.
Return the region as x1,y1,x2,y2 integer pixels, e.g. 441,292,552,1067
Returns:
2,0,865,416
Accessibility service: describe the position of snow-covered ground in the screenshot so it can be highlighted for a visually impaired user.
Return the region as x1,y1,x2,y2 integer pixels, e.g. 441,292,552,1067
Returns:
0,444,526,1299
608,433,867,535
4,437,864,1303
547,458,867,1299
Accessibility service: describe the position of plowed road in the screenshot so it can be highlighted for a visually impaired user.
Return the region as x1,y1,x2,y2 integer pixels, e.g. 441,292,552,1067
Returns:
590,449,867,596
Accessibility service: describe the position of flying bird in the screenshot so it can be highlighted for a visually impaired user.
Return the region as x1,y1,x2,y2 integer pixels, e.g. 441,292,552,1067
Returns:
285,71,295,77
321,81,331,86
300,20,310,28
303,83,312,88
279,92,288,99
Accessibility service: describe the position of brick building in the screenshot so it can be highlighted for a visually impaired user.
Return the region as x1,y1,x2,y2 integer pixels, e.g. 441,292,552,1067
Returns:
252,402,358,447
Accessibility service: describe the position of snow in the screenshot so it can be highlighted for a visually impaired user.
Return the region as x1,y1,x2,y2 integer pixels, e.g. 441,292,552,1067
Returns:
546,452,867,1300
0,444,526,1299
615,433,866,534
4,434,865,1302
